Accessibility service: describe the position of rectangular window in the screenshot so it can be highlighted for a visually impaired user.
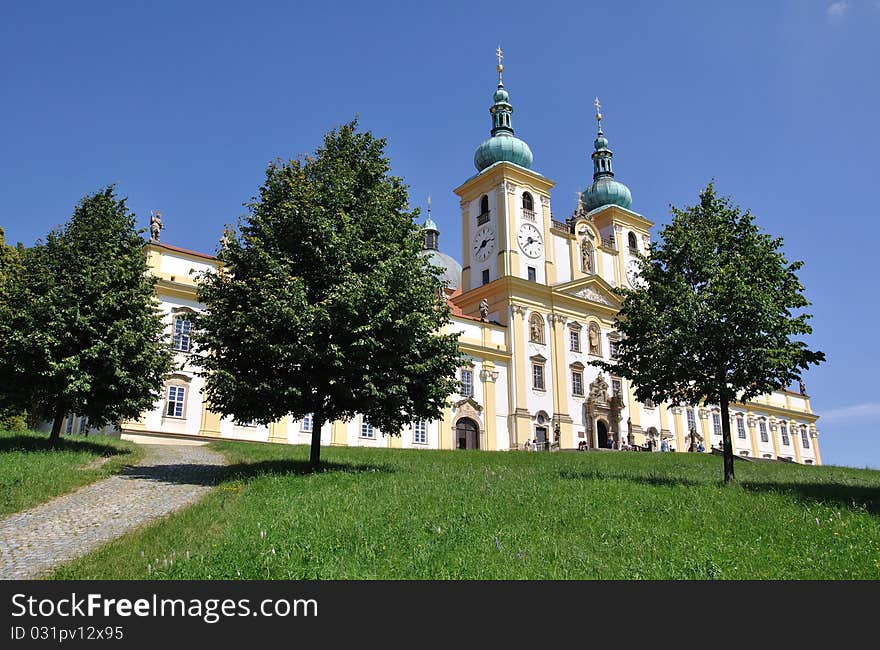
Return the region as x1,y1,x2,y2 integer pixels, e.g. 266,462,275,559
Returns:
736,417,746,439
482,269,490,285
611,378,622,396
165,385,186,418
801,427,809,449
78,417,88,434
361,420,374,439
527,266,536,282
65,416,74,435
609,339,620,358
686,409,696,433
572,371,583,396
781,422,789,446
569,329,580,352
301,413,313,432
172,317,192,352
644,399,655,409
532,363,545,390
413,420,427,445
712,413,721,436
759,420,768,442
460,369,473,398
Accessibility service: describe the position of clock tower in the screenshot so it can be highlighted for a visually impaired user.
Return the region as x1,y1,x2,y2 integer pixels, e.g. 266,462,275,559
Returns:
454,50,556,292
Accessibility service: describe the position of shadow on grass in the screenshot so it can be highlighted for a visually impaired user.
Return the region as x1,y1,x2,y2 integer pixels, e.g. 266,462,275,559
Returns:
118,459,395,488
0,434,129,458
560,467,880,515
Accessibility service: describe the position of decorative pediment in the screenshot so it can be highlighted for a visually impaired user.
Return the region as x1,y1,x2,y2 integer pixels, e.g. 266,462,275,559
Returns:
530,354,547,363
553,277,620,308
453,397,483,413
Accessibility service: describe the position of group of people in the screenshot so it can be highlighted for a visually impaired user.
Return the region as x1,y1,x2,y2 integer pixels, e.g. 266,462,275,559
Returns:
523,439,543,451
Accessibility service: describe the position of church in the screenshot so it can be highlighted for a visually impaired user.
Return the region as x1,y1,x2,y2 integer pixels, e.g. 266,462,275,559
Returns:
60,54,822,464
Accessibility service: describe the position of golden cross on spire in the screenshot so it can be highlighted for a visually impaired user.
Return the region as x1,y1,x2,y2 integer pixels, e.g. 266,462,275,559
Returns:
496,46,504,83
594,96,602,122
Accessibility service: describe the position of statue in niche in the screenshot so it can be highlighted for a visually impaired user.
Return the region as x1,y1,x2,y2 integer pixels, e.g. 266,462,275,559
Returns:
529,314,544,344
588,323,601,355
581,241,594,274
149,211,164,242
479,299,489,322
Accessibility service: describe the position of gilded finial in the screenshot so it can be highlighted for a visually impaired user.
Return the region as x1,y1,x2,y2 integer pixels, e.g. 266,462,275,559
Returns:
427,193,432,215
594,96,602,124
496,46,504,83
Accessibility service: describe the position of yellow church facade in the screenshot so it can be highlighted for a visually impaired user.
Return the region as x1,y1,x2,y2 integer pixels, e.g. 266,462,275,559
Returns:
72,55,821,464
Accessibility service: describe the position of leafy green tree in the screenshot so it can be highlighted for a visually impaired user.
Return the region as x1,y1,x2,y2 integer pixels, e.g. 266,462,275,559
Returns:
0,188,173,444
592,183,824,483
0,227,27,429
194,120,462,470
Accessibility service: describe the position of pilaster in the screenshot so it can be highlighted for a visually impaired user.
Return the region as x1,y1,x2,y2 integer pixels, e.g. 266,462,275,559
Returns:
481,363,499,450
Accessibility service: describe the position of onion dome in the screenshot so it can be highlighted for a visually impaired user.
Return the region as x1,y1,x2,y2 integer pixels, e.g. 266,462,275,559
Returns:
581,98,632,211
474,48,534,172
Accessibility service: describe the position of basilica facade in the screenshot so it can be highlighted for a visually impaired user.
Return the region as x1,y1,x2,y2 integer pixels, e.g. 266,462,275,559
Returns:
61,58,821,464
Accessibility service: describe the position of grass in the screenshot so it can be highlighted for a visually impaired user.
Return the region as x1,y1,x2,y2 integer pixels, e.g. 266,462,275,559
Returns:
50,441,880,580
0,429,143,517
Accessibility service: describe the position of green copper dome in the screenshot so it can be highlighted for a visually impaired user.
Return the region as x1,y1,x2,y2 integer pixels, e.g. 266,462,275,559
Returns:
581,109,632,211
475,134,533,171
422,216,438,231
474,53,533,173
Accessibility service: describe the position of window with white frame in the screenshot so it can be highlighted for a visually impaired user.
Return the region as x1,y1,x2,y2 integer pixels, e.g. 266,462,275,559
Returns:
572,370,583,396
172,316,193,352
687,409,697,433
460,368,473,398
569,328,581,352
759,419,768,442
611,377,622,396
78,417,88,434
413,420,427,445
712,413,722,435
165,385,186,418
532,363,545,390
65,416,74,435
644,398,655,409
736,416,746,439
301,413,313,432
780,422,790,446
360,420,374,439
801,426,809,449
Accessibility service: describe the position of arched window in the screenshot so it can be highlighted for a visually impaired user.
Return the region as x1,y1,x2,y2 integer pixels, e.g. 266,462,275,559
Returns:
628,231,638,252
522,192,534,211
581,239,595,274
529,313,545,344
588,322,601,355
480,195,489,216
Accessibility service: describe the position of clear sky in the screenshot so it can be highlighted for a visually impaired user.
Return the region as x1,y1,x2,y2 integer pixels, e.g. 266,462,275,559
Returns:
2,1,877,468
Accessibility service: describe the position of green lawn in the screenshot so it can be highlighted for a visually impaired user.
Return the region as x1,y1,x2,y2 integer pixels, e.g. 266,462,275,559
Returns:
0,429,143,517
51,441,880,579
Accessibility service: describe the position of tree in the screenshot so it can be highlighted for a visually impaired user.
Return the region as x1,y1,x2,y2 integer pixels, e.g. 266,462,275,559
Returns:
592,183,824,483
194,120,462,470
0,188,173,444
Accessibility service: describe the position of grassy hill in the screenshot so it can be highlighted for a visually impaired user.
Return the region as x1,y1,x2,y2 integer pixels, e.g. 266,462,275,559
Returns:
0,429,142,517
51,440,879,579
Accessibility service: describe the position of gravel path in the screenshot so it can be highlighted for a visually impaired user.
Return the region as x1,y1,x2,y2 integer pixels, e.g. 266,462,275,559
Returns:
0,443,226,579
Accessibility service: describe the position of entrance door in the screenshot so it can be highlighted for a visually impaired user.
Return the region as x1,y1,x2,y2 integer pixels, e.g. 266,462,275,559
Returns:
535,426,548,450
597,420,609,448
455,418,479,450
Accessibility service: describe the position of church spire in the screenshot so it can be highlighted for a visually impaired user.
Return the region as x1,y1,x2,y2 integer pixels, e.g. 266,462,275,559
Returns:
489,46,514,136
422,194,439,251
581,97,633,211
592,97,615,180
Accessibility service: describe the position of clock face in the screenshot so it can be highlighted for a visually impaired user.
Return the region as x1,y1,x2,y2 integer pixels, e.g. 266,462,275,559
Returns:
517,223,544,258
472,224,496,262
626,259,643,288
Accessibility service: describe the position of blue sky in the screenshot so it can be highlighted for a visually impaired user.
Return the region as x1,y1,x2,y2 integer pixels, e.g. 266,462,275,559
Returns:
2,1,878,468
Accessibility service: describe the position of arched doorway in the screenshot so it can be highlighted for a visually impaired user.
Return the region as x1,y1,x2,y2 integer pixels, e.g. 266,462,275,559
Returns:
455,418,480,450
597,420,609,449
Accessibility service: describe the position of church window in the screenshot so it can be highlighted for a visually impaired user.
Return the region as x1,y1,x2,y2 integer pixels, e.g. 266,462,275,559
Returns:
736,415,746,439
712,413,722,435
644,398,655,409
460,368,473,398
482,269,490,285
588,322,601,355
165,385,186,418
529,313,545,344
780,422,789,446
301,413,313,432
569,327,581,352
572,370,583,396
65,416,74,435
172,316,193,352
413,420,427,445
759,419,768,442
532,363,545,390
800,426,809,449
522,192,534,212
78,417,88,434
527,266,536,282
611,378,622,396
360,420,374,439
687,408,697,433
478,195,490,225
628,231,638,253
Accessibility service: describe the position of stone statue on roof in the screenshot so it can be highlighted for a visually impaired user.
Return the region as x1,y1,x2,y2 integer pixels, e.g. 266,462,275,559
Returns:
150,211,164,242
479,298,489,322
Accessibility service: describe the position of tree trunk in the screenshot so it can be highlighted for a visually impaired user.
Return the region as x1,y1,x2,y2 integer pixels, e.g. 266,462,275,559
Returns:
719,394,735,484
49,404,65,448
309,411,324,472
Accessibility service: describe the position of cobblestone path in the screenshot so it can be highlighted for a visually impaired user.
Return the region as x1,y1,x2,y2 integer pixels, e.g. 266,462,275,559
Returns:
0,443,226,579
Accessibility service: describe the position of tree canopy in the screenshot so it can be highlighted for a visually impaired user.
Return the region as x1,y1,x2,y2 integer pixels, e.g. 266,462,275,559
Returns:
0,188,173,442
194,120,462,469
593,183,825,482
